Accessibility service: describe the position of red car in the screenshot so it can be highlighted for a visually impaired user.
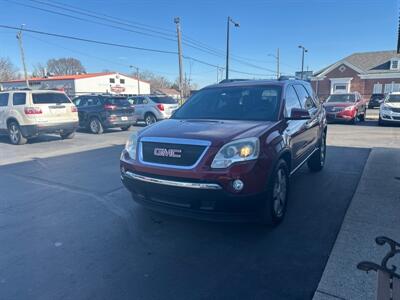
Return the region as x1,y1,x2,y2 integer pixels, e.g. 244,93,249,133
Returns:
120,79,327,226
323,92,367,124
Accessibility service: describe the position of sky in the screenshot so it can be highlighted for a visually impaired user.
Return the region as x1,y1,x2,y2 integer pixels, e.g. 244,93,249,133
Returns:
0,0,398,88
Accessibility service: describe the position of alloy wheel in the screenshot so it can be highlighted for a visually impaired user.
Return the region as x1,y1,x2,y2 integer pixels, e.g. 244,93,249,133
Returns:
90,120,99,133
145,115,156,126
272,168,287,218
9,124,19,144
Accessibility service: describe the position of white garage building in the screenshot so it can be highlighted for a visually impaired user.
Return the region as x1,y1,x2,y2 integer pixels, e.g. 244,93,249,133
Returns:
0,72,150,96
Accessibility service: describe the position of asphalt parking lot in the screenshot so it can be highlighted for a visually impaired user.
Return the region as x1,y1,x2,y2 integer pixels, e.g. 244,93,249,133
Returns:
0,117,398,300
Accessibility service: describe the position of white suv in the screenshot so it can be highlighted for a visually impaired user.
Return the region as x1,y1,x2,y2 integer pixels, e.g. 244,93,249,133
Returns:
379,92,400,125
0,90,79,145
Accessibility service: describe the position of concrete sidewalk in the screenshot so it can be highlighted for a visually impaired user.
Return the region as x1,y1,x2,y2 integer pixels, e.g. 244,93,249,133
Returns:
313,148,400,300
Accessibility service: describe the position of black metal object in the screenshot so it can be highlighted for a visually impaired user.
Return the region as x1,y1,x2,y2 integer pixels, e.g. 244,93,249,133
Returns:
357,236,400,279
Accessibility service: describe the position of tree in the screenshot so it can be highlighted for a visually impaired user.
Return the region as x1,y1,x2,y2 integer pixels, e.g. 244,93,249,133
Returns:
0,57,19,81
32,63,46,77
46,58,86,75
135,70,172,90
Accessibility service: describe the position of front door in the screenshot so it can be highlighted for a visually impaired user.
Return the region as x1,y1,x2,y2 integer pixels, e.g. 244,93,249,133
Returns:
0,93,10,130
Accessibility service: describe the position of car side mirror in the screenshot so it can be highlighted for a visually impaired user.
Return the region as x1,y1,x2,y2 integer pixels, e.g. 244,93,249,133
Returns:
286,108,311,120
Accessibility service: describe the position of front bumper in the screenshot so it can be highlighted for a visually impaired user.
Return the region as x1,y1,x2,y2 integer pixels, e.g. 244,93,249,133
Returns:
326,111,356,122
20,121,79,137
380,111,400,123
120,170,265,222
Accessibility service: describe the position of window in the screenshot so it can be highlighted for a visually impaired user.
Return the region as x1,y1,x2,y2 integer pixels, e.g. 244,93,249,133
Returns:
373,83,383,94
173,85,282,121
149,96,178,104
0,93,9,106
128,97,144,105
32,93,71,104
120,79,125,84
109,78,115,83
86,97,101,106
284,86,302,116
391,59,399,70
294,84,316,110
104,97,131,107
333,84,347,93
384,82,400,93
13,93,26,105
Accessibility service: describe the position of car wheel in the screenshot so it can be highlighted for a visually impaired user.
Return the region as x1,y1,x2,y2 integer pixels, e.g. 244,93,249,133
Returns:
145,113,157,126
8,121,27,145
307,131,326,172
378,116,385,126
60,131,75,139
350,113,358,124
359,111,365,122
120,126,131,131
89,118,104,134
260,159,289,226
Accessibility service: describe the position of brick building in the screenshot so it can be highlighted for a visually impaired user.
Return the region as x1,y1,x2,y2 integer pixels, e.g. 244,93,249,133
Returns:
311,50,400,101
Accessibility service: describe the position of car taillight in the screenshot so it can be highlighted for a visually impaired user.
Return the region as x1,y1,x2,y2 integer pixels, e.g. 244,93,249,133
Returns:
71,106,78,112
104,104,117,110
156,104,164,111
24,107,42,115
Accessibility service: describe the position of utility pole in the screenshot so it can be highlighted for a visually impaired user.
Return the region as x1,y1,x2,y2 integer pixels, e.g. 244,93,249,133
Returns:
225,16,240,80
16,24,29,88
298,45,308,79
174,17,184,101
129,65,140,95
276,48,280,79
397,9,400,54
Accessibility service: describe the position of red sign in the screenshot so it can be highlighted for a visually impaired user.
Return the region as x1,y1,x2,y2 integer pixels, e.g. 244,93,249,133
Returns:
110,85,125,94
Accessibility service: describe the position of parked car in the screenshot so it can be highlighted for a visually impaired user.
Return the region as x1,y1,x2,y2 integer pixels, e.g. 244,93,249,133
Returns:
323,92,367,124
379,92,400,126
127,95,179,126
368,93,385,108
120,79,327,226
72,94,137,134
0,90,78,145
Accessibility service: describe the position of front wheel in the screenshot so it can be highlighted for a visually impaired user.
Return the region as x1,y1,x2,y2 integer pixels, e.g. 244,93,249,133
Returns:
8,121,27,145
145,113,157,126
307,131,326,172
359,111,366,122
260,159,289,226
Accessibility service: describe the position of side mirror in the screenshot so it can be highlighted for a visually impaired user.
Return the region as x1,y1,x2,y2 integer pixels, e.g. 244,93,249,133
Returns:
286,108,311,120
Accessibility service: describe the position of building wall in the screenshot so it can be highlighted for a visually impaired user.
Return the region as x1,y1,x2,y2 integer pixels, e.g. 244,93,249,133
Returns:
73,73,150,96
0,79,76,95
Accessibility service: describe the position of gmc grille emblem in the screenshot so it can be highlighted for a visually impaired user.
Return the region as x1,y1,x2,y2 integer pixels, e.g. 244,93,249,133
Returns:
153,148,182,158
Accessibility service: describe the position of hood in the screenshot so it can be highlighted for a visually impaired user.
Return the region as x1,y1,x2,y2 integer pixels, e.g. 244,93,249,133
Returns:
324,102,355,108
385,102,400,108
138,119,276,147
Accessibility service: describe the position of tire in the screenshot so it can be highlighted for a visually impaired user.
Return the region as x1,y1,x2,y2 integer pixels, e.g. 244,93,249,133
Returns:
89,118,104,134
145,113,157,126
8,121,27,145
120,126,131,131
60,131,75,139
359,111,365,122
260,159,289,226
378,116,385,126
350,113,358,124
307,130,326,172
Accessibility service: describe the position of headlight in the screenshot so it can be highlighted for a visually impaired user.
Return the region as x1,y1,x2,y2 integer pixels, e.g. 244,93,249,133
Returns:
211,137,260,169
344,105,355,111
381,106,391,112
124,132,138,160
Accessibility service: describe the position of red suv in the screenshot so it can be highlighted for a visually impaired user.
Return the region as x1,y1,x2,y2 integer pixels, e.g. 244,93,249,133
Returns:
120,79,327,226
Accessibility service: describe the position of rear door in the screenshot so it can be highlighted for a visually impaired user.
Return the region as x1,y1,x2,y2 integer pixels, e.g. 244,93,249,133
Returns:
131,96,145,120
31,92,76,124
0,93,10,130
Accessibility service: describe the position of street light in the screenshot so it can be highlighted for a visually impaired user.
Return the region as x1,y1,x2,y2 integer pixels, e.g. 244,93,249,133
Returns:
225,16,240,80
130,65,140,95
298,45,308,79
268,48,280,79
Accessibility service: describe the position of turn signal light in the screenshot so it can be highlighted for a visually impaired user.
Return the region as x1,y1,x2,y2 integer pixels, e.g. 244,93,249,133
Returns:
71,106,78,112
156,104,164,111
104,104,117,110
24,107,42,115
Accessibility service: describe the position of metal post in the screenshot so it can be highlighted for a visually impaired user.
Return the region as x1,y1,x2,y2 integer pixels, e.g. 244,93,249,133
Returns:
16,25,29,88
174,17,184,102
225,17,230,80
136,67,140,95
276,48,280,79
298,45,308,80
397,10,400,54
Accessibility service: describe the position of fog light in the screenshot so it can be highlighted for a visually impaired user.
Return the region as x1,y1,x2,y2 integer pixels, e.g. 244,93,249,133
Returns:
232,179,244,191
121,166,126,175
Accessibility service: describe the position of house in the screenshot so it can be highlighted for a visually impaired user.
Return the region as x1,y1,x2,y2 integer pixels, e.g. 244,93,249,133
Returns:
0,72,151,97
311,50,400,101
153,88,181,100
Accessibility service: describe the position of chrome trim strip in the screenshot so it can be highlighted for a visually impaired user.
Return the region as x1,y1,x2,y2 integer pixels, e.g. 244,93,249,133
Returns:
290,148,318,176
138,137,211,170
124,171,222,190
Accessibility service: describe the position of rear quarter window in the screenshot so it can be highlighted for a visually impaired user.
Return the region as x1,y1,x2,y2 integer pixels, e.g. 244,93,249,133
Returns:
0,93,9,106
32,93,71,104
13,93,26,105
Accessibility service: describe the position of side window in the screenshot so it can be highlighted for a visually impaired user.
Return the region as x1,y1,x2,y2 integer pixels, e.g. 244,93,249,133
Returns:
87,97,101,106
109,78,115,84
73,98,81,107
120,79,125,84
142,97,149,104
0,93,9,107
285,86,302,116
13,93,26,106
294,84,316,110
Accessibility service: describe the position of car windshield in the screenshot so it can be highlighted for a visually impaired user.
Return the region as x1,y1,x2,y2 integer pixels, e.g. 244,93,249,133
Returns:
386,94,400,103
104,97,131,106
149,96,178,104
32,93,71,104
172,85,281,121
326,94,355,103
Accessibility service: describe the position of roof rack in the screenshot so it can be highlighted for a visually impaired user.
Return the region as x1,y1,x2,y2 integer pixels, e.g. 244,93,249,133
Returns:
218,79,250,84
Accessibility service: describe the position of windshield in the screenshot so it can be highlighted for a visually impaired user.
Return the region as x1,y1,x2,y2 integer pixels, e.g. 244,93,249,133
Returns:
326,94,355,103
172,85,281,121
149,96,178,104
32,93,71,104
104,97,131,106
386,94,400,103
